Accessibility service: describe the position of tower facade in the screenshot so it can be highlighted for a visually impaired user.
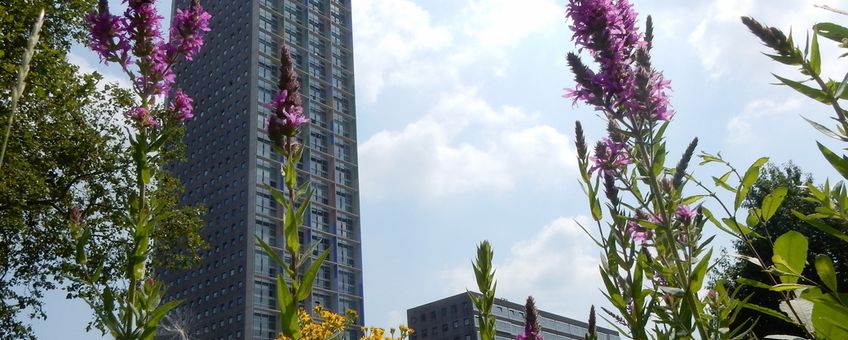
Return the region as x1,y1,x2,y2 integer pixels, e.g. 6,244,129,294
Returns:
164,1,362,339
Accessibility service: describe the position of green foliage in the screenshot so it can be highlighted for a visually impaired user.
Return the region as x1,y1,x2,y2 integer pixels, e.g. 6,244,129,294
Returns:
469,240,496,340
258,134,330,339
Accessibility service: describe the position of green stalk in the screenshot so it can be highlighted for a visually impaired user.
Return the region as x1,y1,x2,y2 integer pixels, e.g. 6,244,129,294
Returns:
0,9,45,170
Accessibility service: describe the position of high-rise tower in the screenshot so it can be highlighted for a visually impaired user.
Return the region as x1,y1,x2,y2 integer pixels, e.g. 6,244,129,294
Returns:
163,1,362,339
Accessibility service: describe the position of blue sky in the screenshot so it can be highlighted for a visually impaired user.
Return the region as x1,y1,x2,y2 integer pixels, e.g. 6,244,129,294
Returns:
31,0,848,338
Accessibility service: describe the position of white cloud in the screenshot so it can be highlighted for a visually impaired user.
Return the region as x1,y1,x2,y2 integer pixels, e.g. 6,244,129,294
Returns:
726,98,803,144
686,0,848,79
358,88,577,200
438,217,603,317
353,0,563,103
67,52,130,88
352,0,453,103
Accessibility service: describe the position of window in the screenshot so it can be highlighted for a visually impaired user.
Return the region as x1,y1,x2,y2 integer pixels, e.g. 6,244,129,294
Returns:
310,207,329,231
335,162,352,186
310,130,327,153
337,214,355,238
254,250,276,277
316,265,331,289
339,270,356,294
253,312,276,339
255,217,276,245
338,242,354,266
253,280,275,309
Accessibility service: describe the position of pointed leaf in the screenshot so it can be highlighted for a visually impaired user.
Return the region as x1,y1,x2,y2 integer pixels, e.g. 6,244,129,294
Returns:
815,255,838,293
810,31,821,76
296,248,330,301
276,274,300,338
817,142,848,179
736,157,769,210
773,74,830,104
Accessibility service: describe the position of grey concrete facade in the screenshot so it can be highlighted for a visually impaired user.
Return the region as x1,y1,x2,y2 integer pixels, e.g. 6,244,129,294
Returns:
407,293,619,340
162,1,362,339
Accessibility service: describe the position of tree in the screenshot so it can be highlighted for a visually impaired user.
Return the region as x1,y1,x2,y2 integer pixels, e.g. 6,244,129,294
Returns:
715,163,848,337
0,1,205,338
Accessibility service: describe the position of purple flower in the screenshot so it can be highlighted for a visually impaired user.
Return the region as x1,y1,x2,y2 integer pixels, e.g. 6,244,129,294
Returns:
565,0,674,121
266,91,309,142
70,206,83,225
85,0,131,64
676,204,694,222
125,0,164,55
626,220,651,245
134,43,175,96
170,0,212,60
125,107,159,127
566,0,642,113
169,89,194,121
589,137,630,176
516,323,543,340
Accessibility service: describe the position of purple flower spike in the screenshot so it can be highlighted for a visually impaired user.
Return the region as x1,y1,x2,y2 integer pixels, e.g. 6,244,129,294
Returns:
125,0,164,55
85,0,131,64
626,220,651,245
170,89,194,121
676,204,694,222
125,107,160,127
171,0,212,60
589,137,630,176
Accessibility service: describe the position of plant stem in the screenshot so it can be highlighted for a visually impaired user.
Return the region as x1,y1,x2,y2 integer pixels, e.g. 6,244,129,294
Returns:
0,9,44,170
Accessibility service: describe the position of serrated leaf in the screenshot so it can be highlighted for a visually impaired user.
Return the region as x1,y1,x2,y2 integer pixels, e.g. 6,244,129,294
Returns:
761,186,788,222
815,255,838,293
736,157,769,210
773,231,809,284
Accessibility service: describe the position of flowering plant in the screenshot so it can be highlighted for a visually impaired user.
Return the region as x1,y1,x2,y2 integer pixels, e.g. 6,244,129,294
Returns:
68,0,210,338
739,12,848,339
565,0,749,338
253,43,332,340
275,305,357,340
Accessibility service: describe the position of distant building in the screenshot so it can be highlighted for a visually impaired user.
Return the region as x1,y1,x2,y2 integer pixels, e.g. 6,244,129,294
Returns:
406,293,619,340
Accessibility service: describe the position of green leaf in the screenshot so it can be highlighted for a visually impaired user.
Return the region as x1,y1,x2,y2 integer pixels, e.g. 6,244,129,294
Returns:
810,31,821,76
815,255,838,293
690,249,712,292
277,274,300,338
811,300,848,339
793,210,848,243
139,300,181,339
772,231,809,284
817,142,848,179
295,248,330,301
802,116,842,140
814,22,848,43
736,278,773,290
736,157,769,210
255,237,294,279
741,302,794,324
141,166,152,185
770,283,814,291
682,195,706,205
761,186,788,222
773,74,830,104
